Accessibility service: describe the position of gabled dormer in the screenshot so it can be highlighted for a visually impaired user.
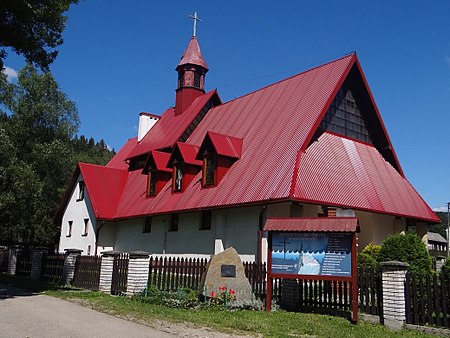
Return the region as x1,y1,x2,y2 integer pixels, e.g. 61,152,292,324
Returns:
142,151,172,197
196,131,243,187
167,142,202,192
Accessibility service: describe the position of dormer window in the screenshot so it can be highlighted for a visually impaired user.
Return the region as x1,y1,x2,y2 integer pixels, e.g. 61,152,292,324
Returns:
173,164,184,192
142,150,172,197
196,132,243,188
167,142,202,193
147,170,157,196
202,155,217,187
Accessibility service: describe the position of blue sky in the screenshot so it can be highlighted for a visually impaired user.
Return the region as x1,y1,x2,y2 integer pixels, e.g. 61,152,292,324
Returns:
3,1,450,210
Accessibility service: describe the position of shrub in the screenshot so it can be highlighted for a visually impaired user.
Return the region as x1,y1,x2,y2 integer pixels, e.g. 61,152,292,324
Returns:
378,233,433,275
441,258,450,275
358,243,381,268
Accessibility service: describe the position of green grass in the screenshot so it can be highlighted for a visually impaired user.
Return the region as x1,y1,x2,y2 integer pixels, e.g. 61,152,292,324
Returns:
0,274,437,338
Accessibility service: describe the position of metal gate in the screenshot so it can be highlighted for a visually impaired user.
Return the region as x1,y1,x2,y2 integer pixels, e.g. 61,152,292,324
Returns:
111,253,128,295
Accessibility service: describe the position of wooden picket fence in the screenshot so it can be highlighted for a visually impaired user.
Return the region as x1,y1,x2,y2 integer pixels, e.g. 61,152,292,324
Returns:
15,249,32,276
41,253,65,283
111,253,129,294
243,261,267,300
357,267,382,316
147,256,208,291
0,249,8,273
72,255,102,290
406,271,450,328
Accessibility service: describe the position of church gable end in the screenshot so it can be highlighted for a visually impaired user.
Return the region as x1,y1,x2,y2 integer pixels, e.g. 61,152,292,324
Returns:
314,63,402,174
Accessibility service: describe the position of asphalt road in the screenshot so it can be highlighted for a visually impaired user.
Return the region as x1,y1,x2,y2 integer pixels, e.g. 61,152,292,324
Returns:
0,283,175,338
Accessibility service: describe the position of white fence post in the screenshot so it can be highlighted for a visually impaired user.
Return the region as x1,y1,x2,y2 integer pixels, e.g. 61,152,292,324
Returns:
62,249,82,285
31,247,48,280
126,251,150,296
380,261,409,330
7,245,22,275
99,251,119,294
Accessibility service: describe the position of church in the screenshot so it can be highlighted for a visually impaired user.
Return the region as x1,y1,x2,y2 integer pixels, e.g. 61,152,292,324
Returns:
56,26,439,261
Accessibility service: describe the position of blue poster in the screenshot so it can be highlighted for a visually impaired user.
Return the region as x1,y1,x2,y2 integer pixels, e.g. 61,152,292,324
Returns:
271,232,352,277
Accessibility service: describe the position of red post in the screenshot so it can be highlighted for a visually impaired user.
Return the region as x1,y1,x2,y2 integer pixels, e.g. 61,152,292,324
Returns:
265,232,273,312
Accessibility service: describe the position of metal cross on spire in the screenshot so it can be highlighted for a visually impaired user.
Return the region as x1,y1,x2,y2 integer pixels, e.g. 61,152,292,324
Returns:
189,11,202,37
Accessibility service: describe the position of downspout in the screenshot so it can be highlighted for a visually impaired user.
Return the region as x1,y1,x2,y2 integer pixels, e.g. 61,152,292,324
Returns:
95,221,105,256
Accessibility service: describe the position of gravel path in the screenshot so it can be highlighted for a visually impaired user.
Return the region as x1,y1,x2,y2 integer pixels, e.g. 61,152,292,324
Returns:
0,283,253,338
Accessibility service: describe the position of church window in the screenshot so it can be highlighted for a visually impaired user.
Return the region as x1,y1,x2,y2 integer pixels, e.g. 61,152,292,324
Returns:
202,155,217,187
147,171,157,196
199,210,211,230
143,217,152,233
320,87,372,144
169,214,179,232
194,72,201,88
178,72,184,88
67,220,73,237
77,181,85,201
173,165,183,192
82,218,89,236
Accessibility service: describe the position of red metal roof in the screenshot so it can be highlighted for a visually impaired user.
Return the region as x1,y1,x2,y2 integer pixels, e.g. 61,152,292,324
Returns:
145,150,172,173
79,163,128,220
177,36,208,70
126,90,219,159
196,131,243,159
106,137,137,170
75,53,437,224
264,217,358,232
292,132,439,222
168,142,202,167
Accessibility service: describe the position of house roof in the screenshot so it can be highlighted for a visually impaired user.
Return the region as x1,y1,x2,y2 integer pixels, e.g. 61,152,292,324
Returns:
264,217,358,232
196,131,243,160
168,142,202,167
428,232,447,243
79,163,128,219
177,36,208,70
142,150,172,174
106,137,137,170
126,90,219,159
63,53,438,224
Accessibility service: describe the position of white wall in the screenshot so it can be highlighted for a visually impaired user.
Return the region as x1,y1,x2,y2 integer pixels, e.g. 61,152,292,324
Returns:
59,175,97,255
113,206,262,261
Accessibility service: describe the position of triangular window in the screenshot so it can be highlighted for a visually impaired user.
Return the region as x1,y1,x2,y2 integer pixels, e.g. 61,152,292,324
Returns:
320,87,372,144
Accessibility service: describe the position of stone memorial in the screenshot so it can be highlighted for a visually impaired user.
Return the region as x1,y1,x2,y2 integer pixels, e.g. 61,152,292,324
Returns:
200,247,254,302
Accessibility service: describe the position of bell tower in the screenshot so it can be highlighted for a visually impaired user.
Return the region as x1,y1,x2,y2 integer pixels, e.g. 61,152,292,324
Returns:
175,12,209,115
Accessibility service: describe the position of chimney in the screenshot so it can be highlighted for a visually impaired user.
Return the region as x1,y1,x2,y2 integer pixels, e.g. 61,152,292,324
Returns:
138,112,159,142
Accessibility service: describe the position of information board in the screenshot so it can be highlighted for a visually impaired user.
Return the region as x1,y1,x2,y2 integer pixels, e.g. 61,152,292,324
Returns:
271,232,352,277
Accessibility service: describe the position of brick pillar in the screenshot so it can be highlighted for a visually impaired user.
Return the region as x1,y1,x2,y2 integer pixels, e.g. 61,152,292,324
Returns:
31,247,48,280
99,251,120,293
7,245,22,275
126,251,150,296
380,261,409,330
62,249,82,285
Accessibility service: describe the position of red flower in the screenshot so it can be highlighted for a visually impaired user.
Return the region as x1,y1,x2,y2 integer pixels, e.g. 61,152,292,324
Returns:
229,289,235,295
218,286,226,292
210,291,215,298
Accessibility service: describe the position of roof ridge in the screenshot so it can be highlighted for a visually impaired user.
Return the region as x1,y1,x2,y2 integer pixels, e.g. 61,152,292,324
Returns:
218,53,356,107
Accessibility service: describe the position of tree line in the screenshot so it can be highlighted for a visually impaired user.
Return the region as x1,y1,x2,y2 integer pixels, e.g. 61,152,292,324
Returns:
0,65,115,247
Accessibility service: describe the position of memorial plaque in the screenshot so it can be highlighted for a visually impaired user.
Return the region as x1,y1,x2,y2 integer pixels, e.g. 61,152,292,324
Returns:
221,264,236,277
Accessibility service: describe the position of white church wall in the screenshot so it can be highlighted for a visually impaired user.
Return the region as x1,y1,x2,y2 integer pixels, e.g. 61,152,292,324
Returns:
59,174,97,255
356,210,398,250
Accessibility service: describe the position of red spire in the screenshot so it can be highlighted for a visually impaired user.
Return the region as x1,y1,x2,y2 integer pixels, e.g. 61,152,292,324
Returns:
177,36,208,71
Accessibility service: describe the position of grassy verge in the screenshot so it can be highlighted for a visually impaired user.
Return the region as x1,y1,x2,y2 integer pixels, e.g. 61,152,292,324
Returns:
0,274,436,338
